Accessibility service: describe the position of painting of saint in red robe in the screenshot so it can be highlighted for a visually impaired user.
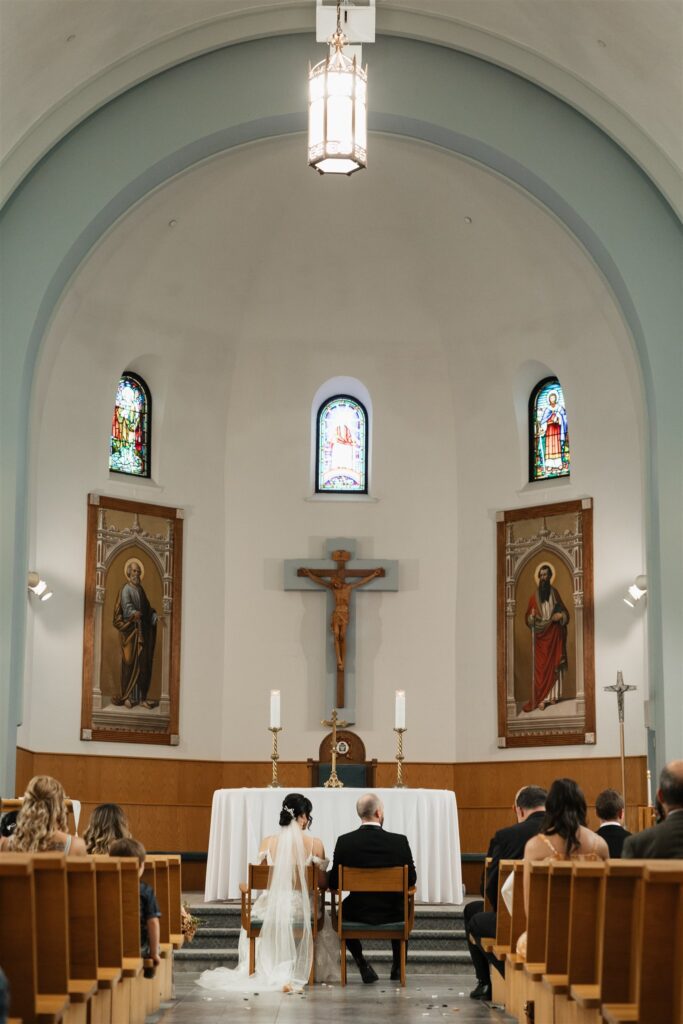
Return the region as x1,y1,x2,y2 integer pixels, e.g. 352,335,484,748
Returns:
523,563,570,712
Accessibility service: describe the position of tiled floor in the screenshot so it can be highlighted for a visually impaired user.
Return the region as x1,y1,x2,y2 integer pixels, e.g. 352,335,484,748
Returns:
154,972,516,1023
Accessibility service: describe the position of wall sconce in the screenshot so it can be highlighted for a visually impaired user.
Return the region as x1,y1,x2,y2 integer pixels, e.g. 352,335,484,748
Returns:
28,571,53,602
623,574,647,608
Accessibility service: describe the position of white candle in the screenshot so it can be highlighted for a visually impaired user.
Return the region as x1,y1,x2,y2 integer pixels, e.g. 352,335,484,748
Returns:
270,690,281,729
395,690,406,730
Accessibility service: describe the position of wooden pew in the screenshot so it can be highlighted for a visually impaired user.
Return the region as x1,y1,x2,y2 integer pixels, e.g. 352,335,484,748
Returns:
503,862,527,1019
537,861,573,1024
602,861,683,1024
117,857,145,1024
486,859,515,1005
520,860,551,1019
570,860,644,1024
0,854,69,1024
32,853,100,1024
165,854,185,951
65,858,104,1024
91,856,127,1024
142,855,173,1002
483,856,493,913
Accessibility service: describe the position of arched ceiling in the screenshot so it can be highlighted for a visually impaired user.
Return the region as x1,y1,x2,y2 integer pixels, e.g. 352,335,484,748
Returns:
1,0,681,212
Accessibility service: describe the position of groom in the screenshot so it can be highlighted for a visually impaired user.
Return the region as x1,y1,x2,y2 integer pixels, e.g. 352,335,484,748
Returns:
328,792,417,983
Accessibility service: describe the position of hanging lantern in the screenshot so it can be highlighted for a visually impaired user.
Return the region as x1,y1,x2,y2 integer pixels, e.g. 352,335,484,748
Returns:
308,2,367,175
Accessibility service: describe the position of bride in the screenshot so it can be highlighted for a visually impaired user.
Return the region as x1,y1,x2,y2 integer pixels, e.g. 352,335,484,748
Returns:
197,793,338,993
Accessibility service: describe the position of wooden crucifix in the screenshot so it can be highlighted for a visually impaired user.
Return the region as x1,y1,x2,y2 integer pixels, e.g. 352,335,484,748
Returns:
285,539,398,720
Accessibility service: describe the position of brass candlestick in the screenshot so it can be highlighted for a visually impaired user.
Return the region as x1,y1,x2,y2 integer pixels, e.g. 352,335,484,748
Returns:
268,726,282,788
394,727,407,788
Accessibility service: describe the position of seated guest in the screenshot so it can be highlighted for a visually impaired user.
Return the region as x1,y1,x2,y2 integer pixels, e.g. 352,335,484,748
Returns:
594,788,631,856
466,785,546,1000
0,775,86,854
84,802,131,854
623,760,683,858
0,810,18,839
110,837,161,969
517,778,609,957
328,792,416,983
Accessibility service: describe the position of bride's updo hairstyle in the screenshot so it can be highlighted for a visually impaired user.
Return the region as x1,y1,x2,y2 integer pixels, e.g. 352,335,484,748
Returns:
279,793,313,828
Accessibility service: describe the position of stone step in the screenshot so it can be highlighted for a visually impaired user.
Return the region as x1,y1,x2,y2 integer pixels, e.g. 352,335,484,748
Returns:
175,946,473,976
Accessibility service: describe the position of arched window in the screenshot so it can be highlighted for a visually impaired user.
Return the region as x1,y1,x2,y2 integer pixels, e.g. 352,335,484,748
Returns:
316,395,368,493
529,377,570,481
109,371,151,477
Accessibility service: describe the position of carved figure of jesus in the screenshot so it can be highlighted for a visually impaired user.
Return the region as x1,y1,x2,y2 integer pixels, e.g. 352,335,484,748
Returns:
297,565,385,671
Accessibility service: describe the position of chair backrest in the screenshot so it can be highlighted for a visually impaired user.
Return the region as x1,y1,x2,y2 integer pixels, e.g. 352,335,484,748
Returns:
247,861,318,892
308,730,377,787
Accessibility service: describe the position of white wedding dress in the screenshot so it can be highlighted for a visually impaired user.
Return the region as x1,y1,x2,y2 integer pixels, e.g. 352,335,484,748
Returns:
196,824,340,992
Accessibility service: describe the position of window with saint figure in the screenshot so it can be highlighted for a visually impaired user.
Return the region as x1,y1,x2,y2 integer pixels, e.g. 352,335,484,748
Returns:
529,377,570,481
109,372,151,477
316,395,367,493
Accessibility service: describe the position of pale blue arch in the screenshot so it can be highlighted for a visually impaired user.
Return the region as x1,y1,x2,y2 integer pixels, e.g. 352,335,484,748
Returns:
1,33,681,791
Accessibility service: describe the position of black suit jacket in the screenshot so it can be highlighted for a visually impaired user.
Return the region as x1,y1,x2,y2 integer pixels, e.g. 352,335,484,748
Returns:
485,811,545,911
622,809,683,859
328,824,417,924
596,823,631,858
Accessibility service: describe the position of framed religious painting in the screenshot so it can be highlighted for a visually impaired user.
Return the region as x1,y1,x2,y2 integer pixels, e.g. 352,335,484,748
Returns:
80,493,183,745
496,498,595,748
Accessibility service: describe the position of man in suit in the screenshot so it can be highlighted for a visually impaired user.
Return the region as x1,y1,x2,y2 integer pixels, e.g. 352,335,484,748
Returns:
623,760,683,858
594,788,631,857
328,792,416,983
466,785,547,1001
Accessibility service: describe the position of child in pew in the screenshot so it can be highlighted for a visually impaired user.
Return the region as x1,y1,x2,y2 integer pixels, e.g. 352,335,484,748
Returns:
109,837,161,974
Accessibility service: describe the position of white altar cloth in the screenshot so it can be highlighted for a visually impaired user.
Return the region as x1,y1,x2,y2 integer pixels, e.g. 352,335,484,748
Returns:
205,787,463,905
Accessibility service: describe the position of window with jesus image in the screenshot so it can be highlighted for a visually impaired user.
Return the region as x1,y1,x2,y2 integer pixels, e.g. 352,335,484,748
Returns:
513,558,575,713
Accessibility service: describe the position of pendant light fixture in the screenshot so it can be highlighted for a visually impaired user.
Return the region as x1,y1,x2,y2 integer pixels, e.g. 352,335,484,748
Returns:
308,0,368,175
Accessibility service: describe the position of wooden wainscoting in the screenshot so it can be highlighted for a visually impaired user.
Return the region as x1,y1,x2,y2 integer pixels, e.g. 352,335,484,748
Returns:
15,748,647,881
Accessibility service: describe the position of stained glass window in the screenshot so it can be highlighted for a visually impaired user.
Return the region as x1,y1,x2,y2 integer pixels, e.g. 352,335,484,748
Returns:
109,372,151,477
529,377,570,481
316,395,367,493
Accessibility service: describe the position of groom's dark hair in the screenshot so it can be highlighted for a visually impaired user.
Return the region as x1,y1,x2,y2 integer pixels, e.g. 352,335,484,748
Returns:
516,786,547,810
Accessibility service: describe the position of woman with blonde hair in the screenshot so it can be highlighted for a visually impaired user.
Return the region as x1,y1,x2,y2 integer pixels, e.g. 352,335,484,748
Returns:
84,803,131,854
0,775,86,854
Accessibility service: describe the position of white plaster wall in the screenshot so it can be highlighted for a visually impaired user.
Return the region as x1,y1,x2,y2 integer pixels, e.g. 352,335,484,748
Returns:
20,134,647,764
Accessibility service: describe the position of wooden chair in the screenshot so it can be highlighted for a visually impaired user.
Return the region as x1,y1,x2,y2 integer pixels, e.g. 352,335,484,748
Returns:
0,854,69,1024
331,865,415,987
602,860,683,1024
240,862,324,984
307,730,377,787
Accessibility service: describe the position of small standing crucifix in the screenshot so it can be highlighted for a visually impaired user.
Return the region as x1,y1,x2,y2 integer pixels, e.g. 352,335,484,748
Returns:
604,670,637,807
285,539,398,720
321,708,349,788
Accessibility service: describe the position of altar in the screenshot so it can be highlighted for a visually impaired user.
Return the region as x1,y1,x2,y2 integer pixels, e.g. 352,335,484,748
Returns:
204,787,463,904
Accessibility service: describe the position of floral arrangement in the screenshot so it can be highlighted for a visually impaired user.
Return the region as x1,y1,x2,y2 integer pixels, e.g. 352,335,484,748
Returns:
181,903,199,943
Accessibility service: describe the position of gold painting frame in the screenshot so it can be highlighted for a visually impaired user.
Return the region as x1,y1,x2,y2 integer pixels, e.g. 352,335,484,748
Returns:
80,493,183,745
497,498,595,748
